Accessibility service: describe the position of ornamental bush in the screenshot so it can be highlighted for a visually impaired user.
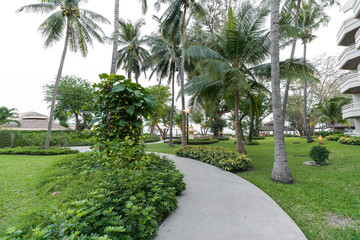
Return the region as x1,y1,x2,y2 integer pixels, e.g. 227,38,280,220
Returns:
92,74,156,147
309,146,330,166
0,147,78,155
173,139,219,145
213,137,230,141
5,142,185,240
338,136,360,145
175,146,252,171
325,134,343,141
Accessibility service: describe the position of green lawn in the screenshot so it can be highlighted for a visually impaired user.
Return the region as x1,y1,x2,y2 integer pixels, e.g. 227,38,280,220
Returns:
146,138,360,240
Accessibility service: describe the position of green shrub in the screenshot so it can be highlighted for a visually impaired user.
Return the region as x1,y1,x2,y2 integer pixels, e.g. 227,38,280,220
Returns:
0,147,78,155
144,136,161,143
175,146,252,171
309,146,330,166
5,142,185,240
245,141,259,145
249,136,266,140
325,134,344,141
338,136,360,145
213,137,230,141
173,139,219,145
315,131,345,137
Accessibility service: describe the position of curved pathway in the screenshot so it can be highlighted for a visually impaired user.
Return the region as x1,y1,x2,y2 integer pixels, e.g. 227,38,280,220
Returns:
155,154,307,240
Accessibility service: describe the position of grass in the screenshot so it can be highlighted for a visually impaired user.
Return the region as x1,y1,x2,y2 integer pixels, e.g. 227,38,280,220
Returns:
146,137,360,240
0,153,104,236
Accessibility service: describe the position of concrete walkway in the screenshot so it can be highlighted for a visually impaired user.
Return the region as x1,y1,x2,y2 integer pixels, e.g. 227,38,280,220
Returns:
155,154,307,240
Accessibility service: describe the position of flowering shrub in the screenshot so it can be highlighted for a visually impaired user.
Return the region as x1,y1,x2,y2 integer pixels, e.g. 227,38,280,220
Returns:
175,146,252,171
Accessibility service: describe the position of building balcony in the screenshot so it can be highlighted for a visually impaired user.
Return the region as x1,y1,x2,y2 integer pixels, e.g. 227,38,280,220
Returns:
343,102,360,119
337,17,360,46
340,71,360,94
356,28,360,49
354,0,360,18
339,44,360,70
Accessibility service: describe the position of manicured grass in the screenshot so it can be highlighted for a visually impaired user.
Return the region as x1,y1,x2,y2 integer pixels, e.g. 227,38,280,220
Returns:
146,137,360,240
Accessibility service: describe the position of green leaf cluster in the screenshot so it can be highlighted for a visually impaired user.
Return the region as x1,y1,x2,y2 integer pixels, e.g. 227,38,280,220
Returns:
92,74,156,146
309,146,330,166
175,145,252,171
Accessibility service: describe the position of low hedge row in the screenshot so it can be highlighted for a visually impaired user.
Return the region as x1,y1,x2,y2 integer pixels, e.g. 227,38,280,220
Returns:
325,134,344,141
250,136,266,140
173,139,219,145
213,137,230,141
5,142,186,239
0,147,79,155
175,146,252,171
339,136,360,145
144,136,161,143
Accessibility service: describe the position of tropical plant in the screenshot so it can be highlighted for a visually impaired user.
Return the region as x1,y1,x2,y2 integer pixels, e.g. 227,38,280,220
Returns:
309,145,330,166
17,0,109,149
115,19,150,83
315,97,351,133
0,107,20,128
43,75,94,131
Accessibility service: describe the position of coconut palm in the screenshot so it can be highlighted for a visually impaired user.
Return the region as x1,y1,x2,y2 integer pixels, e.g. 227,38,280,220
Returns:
160,0,205,146
315,97,351,133
115,19,150,83
0,107,20,128
270,0,293,183
298,0,329,143
110,0,148,74
17,0,109,149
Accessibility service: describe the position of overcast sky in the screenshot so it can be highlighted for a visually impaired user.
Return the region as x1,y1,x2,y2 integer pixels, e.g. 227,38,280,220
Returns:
0,0,349,116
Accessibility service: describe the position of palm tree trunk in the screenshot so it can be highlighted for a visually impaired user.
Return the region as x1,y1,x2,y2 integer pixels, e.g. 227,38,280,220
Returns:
234,83,247,154
303,42,314,143
110,0,120,74
180,4,188,147
282,0,302,117
45,21,71,149
270,0,293,183
168,67,175,147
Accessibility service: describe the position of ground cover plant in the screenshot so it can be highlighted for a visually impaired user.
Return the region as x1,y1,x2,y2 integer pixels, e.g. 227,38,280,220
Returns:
146,137,360,239
0,147,78,155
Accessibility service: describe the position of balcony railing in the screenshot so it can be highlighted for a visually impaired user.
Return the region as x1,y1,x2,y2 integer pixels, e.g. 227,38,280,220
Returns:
337,17,360,46
343,102,360,119
354,0,360,18
340,72,360,93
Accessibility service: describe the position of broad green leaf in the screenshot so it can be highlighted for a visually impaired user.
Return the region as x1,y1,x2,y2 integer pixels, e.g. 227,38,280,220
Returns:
112,84,125,92
125,105,135,115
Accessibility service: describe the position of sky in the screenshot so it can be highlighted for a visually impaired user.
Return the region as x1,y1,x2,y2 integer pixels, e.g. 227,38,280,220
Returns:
0,0,349,117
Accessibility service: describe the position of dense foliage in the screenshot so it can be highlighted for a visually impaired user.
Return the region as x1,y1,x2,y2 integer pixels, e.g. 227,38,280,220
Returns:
4,142,185,239
325,134,344,141
93,74,156,146
309,146,330,166
338,136,360,145
0,130,93,148
0,147,78,155
213,137,230,141
175,146,252,171
173,139,219,145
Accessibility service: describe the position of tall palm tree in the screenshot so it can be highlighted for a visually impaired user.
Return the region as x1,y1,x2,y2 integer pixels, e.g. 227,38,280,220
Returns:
17,0,109,149
145,31,181,147
270,0,293,183
0,107,20,128
110,0,148,74
315,97,351,133
160,0,205,147
116,19,150,83
298,0,329,143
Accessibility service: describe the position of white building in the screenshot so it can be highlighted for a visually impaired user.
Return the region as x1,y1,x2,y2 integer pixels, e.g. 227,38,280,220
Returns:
338,0,360,136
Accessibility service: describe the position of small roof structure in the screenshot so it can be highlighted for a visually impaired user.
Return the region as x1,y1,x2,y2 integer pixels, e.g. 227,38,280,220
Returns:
334,119,355,130
2,111,67,130
260,121,296,132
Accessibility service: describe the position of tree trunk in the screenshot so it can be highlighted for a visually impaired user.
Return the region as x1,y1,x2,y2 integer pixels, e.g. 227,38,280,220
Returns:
282,0,302,117
234,83,247,154
45,21,71,149
168,67,175,147
180,4,188,147
303,42,314,143
150,111,158,138
270,0,293,183
110,0,120,74
332,123,335,133
75,113,80,131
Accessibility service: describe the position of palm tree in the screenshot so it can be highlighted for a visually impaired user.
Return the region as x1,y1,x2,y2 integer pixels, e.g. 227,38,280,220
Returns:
160,0,205,147
115,19,150,83
270,0,293,183
17,0,109,149
298,0,329,143
0,107,20,128
315,97,351,133
110,0,148,74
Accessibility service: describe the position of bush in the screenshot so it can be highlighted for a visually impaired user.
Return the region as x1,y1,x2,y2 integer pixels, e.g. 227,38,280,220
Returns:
175,146,252,171
144,136,161,143
173,139,219,145
245,141,259,145
338,136,360,145
325,134,344,141
309,146,330,166
0,147,78,155
315,131,345,137
249,136,265,140
213,137,230,141
5,142,185,240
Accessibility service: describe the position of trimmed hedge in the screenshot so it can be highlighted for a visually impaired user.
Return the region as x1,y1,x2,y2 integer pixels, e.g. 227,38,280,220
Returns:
175,146,252,171
0,147,79,155
213,137,230,141
339,136,360,145
0,130,94,148
325,134,344,141
250,136,266,140
173,139,219,145
245,141,259,145
144,136,161,143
